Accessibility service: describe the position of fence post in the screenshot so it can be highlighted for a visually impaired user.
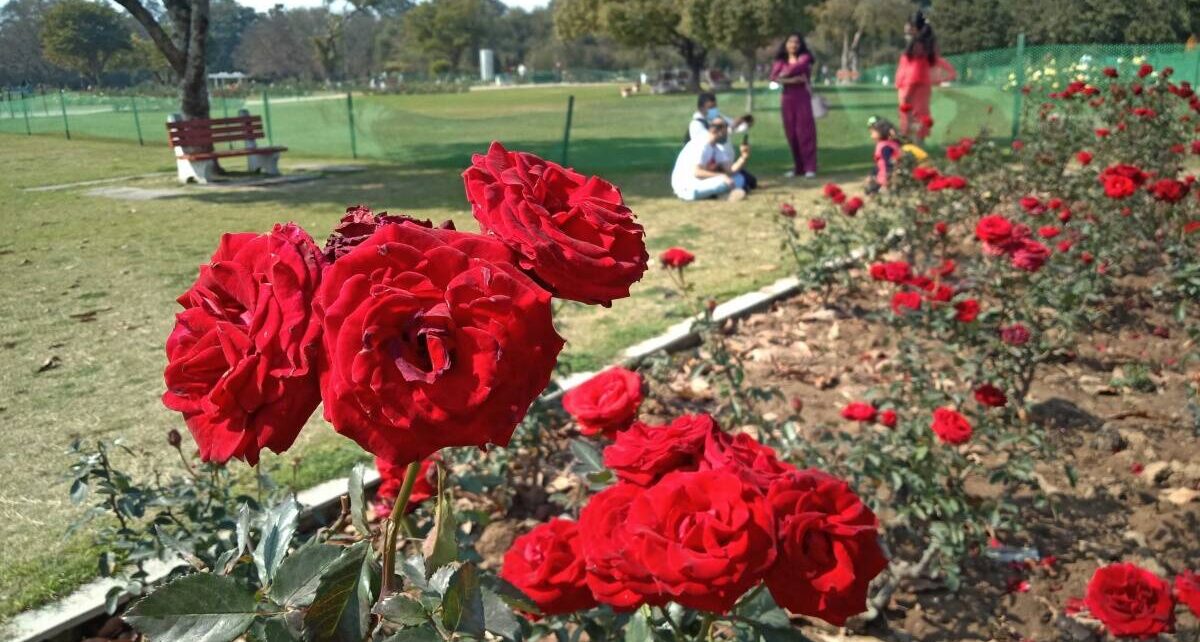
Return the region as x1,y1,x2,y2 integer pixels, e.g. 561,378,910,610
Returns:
6,92,15,119
262,90,274,146
41,90,49,116
345,92,358,159
1010,33,1026,142
131,96,144,146
560,94,575,166
59,90,71,140
22,96,32,135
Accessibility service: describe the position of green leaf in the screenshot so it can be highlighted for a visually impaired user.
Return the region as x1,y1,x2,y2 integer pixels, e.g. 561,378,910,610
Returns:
482,587,522,641
373,594,429,627
348,463,371,537
568,438,604,475
400,554,430,592
422,487,457,575
303,541,375,642
441,562,485,637
236,504,253,556
267,539,344,608
70,478,88,504
251,616,302,642
255,497,301,584
623,607,651,642
482,575,540,616
380,624,443,642
124,573,257,642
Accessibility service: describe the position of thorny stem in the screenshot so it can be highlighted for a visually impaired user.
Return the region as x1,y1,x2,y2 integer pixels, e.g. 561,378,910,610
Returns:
864,540,940,621
379,461,422,600
659,607,684,638
698,614,714,642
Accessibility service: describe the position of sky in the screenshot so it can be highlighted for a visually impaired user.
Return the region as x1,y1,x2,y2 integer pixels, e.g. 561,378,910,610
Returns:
236,0,548,12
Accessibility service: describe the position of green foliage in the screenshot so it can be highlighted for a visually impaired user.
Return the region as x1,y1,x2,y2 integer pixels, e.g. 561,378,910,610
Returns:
39,0,131,84
124,574,258,642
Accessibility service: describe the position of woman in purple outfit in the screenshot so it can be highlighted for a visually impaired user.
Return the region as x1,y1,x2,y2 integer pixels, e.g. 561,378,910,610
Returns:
769,33,818,178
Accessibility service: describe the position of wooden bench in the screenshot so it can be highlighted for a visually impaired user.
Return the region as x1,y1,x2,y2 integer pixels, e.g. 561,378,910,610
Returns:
165,109,287,184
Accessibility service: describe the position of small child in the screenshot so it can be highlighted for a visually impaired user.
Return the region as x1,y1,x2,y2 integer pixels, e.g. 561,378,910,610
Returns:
866,116,925,193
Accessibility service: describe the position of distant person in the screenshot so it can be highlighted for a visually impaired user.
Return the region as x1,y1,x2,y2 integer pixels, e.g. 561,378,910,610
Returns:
671,117,753,202
686,92,752,144
865,116,927,193
895,11,956,142
769,33,818,178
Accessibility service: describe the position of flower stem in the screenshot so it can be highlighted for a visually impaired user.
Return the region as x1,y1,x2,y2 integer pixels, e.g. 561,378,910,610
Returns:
698,614,714,642
379,460,422,599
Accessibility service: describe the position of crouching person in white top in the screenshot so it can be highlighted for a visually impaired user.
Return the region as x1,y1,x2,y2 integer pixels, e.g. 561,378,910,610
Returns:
671,117,752,202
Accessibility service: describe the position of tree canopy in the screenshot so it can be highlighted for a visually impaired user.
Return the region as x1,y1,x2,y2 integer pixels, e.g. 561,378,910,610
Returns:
39,0,131,85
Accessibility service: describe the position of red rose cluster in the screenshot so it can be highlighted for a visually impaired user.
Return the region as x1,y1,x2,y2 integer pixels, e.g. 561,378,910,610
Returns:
1079,562,1200,639
500,414,888,623
562,367,644,438
973,214,1053,272
868,258,974,319
163,144,647,467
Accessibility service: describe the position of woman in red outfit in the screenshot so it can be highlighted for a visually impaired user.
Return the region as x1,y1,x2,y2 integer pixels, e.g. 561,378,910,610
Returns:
770,33,818,178
895,11,955,142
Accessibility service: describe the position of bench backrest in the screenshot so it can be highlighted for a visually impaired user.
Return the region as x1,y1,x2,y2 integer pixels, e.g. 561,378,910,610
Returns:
166,113,265,147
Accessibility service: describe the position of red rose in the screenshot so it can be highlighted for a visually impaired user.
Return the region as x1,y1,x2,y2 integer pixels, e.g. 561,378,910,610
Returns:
1019,196,1043,214
562,367,643,438
1057,239,1074,252
913,166,940,182
808,218,827,232
1011,140,1024,151
842,196,864,216
840,401,877,422
999,323,1031,345
374,455,437,518
1076,150,1093,165
976,215,1014,245
869,260,912,283
660,247,695,269
1103,67,1118,78
163,223,324,465
1095,128,1110,137
578,483,650,609
1148,178,1189,203
1176,570,1200,618
954,299,980,322
1081,251,1095,265
462,141,648,305
501,519,597,616
779,202,797,218
891,291,922,315
1010,239,1051,272
879,409,897,428
930,407,972,444
323,205,452,262
701,431,794,491
946,144,968,161
765,470,888,626
1103,174,1137,199
973,384,1008,408
928,175,967,191
823,183,846,204
1185,221,1200,235
1085,563,1175,639
1138,63,1153,78
602,414,718,486
622,470,776,613
934,221,948,236
1038,225,1060,239
924,283,953,303
315,222,563,465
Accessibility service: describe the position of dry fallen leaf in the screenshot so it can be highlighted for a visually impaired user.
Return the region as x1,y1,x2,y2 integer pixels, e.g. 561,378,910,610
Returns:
1162,487,1199,505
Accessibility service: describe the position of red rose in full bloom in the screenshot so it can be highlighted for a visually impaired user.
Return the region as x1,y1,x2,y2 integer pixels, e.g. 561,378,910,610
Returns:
462,141,648,306
1010,239,1052,272
879,409,897,427
315,222,563,465
808,218,827,232
1076,150,1094,165
660,247,695,268
765,470,888,626
1103,175,1137,199
869,260,912,283
701,431,795,491
973,384,1008,408
823,183,847,204
1019,196,1043,214
1000,323,1031,345
1137,63,1153,78
913,166,940,182
602,414,718,486
930,407,972,444
779,202,797,218
927,175,968,191
578,483,650,609
954,299,980,322
1038,225,1061,239
501,519,597,616
1095,128,1110,138
1103,67,1118,78
934,221,948,235
562,367,643,438
841,401,877,422
975,214,1014,246
1148,178,1190,203
163,223,324,465
891,291,922,315
1175,570,1200,618
373,455,438,518
842,196,864,216
1085,563,1175,639
622,470,777,613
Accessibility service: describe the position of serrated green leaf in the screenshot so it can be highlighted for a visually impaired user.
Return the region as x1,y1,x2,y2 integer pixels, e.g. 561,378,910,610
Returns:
482,587,522,641
70,478,88,504
441,562,485,637
255,497,300,584
303,541,375,642
568,439,604,474
422,486,456,575
251,616,301,642
401,554,430,592
124,573,257,642
267,540,344,608
481,576,540,616
373,594,428,626
380,624,443,642
348,463,371,537
237,504,253,556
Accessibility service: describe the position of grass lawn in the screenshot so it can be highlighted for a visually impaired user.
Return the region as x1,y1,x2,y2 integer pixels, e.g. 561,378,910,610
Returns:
0,82,1007,622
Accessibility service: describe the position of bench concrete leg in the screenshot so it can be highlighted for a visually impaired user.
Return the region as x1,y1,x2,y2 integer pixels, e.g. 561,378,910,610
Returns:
175,158,215,184
248,152,281,176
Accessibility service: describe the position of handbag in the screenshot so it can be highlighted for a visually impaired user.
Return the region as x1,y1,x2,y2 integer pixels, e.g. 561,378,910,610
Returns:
811,93,829,119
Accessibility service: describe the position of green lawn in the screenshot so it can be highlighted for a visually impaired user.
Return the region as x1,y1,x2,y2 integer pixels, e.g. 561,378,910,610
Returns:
0,82,1008,622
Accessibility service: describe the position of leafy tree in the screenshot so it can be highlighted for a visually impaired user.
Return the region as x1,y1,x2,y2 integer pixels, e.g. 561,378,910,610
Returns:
110,0,214,120
398,0,504,74
0,0,75,86
807,0,910,77
39,0,132,85
929,0,1013,54
555,0,709,92
113,34,174,83
685,0,810,110
207,0,257,72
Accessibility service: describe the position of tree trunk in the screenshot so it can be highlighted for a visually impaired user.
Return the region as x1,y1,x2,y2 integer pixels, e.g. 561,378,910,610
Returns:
679,37,707,94
179,0,210,120
840,31,849,80
743,47,755,113
850,30,862,76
